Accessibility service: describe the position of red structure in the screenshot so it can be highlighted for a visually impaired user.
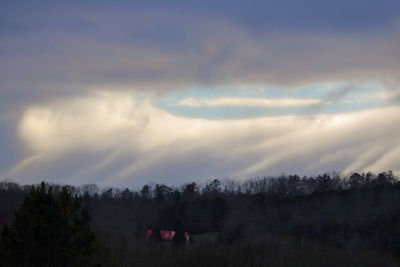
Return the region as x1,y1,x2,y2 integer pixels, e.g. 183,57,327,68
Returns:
146,229,189,241
160,230,175,240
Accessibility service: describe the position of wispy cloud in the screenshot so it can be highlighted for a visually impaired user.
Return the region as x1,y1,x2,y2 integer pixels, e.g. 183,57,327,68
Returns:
177,97,322,107
1,0,400,187
4,92,400,187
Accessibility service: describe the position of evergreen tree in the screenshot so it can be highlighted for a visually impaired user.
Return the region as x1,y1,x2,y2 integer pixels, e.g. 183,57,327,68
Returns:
0,182,95,267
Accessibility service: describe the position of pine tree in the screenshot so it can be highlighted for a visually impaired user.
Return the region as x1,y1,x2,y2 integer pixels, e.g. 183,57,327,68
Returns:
0,182,95,267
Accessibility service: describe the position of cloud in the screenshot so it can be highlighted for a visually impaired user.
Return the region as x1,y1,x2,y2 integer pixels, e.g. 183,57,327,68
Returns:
4,92,400,187
177,97,321,107
1,1,400,187
1,0,400,110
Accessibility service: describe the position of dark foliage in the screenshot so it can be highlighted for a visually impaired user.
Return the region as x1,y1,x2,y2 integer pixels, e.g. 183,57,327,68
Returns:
0,171,400,266
0,182,95,267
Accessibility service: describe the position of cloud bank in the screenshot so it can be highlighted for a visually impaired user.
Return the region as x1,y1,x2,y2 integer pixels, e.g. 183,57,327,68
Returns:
4,92,399,187
1,1,400,186
1,0,400,109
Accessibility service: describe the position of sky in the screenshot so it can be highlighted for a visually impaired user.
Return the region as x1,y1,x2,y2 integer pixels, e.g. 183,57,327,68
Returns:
1,0,400,188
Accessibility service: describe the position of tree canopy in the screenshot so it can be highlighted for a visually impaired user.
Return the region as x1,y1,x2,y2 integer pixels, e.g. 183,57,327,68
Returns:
0,182,95,267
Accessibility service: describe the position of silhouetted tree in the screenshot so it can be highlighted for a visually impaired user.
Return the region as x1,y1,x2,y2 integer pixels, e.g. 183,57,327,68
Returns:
349,172,364,188
182,182,198,200
2,171,400,266
0,182,95,267
154,184,173,202
203,179,221,196
140,184,151,199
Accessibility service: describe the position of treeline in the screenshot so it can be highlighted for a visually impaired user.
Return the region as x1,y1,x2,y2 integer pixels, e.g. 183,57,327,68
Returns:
1,171,400,266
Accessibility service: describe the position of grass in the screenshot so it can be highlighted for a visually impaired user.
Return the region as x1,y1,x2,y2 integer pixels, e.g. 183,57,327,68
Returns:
92,234,400,267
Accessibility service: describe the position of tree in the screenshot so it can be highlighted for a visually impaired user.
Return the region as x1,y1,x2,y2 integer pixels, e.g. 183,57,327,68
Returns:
287,175,301,196
182,182,198,200
140,184,151,199
154,184,173,202
0,182,95,267
349,172,364,188
203,179,221,196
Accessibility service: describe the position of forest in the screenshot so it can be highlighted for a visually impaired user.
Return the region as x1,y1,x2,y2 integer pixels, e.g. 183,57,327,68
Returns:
1,171,400,267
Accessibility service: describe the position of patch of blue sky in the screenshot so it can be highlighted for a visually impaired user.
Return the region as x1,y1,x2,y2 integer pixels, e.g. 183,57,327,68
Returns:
154,82,387,120
160,105,303,120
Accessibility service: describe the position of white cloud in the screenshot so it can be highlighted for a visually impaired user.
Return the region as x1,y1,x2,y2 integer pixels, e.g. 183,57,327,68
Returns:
358,89,400,104
177,97,321,107
4,91,400,187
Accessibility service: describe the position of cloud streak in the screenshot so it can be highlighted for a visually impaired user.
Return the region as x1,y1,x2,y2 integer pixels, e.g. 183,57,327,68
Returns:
177,97,321,107
4,92,400,187
1,1,400,187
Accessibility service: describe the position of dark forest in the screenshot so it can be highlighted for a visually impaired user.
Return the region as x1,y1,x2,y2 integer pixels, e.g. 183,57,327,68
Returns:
1,171,400,266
